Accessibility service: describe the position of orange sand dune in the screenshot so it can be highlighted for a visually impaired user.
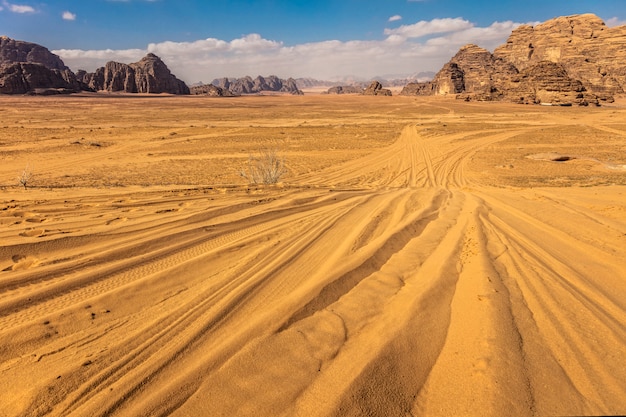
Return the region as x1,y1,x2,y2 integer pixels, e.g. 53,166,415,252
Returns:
0,95,625,416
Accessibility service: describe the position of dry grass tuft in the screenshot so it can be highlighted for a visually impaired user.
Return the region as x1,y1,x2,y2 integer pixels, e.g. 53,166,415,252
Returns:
239,148,287,184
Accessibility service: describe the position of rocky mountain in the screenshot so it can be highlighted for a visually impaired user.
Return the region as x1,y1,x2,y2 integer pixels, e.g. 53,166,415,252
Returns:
78,53,189,94
0,36,83,94
212,75,303,95
401,14,626,105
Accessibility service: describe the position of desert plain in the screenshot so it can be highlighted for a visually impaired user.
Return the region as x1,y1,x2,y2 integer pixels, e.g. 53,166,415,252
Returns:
0,93,625,416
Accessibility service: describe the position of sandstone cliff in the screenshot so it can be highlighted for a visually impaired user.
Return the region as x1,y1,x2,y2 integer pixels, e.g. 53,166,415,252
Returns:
400,44,518,101
503,61,598,106
493,13,626,100
401,14,626,105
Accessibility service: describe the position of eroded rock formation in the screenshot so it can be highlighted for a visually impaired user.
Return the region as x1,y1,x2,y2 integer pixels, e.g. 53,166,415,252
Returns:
0,36,67,70
493,13,626,100
504,61,598,106
80,54,189,94
362,81,392,96
401,14,626,105
401,44,517,101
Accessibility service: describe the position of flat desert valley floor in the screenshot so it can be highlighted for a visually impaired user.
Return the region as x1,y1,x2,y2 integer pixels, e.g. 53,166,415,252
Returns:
0,94,625,416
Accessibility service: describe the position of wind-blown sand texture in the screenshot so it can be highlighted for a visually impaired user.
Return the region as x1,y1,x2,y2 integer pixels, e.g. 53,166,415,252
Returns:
1,94,625,416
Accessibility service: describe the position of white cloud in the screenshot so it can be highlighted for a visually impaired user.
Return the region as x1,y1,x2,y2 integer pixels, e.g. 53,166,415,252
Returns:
54,17,525,83
384,17,474,39
2,1,35,13
62,11,76,21
388,15,402,22
424,20,522,50
606,16,626,27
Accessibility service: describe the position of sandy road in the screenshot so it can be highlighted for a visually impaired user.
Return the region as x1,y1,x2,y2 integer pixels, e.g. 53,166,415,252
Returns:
0,100,625,416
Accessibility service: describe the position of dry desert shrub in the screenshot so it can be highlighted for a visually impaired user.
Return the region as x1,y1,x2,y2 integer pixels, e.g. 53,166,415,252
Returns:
17,164,34,189
239,148,286,184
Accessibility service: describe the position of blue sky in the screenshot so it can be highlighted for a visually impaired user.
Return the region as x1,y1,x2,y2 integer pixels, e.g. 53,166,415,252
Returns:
2,0,625,82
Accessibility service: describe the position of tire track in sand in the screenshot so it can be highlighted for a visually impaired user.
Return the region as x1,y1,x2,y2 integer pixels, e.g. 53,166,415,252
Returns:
2,113,626,417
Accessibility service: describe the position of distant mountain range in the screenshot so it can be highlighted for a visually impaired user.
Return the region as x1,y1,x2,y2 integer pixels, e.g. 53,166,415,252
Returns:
209,75,303,95
294,72,435,89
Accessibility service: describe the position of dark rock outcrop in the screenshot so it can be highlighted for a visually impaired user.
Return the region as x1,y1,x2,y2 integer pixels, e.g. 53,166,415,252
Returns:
326,81,392,95
326,85,364,94
76,68,104,91
190,83,235,97
362,81,392,96
212,75,303,95
401,14,626,105
399,82,436,96
81,54,189,94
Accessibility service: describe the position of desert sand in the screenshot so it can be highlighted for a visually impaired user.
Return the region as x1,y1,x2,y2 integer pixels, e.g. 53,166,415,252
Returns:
0,94,625,416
